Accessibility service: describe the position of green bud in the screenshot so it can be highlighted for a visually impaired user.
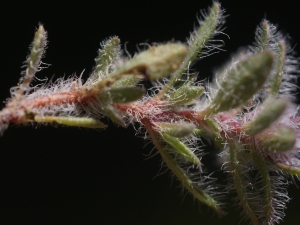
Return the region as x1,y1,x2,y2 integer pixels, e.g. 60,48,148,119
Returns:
99,87,144,103
34,116,106,128
258,126,296,153
158,122,196,138
204,51,274,114
169,86,204,106
111,43,187,80
244,98,287,135
162,133,201,167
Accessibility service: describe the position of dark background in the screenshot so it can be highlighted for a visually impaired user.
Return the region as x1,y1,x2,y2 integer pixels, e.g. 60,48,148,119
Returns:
0,0,300,224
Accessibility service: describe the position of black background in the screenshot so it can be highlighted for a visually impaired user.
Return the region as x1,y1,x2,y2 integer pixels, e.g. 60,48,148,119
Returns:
0,0,300,224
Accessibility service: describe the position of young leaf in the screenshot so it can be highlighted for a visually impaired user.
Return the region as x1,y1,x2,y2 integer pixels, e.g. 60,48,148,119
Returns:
34,116,106,128
169,86,204,106
16,25,47,97
145,122,222,214
269,41,286,97
98,105,125,127
156,2,222,98
93,37,120,76
172,72,198,90
99,87,144,104
157,122,196,138
252,148,273,224
110,75,143,88
162,132,200,167
276,163,300,176
205,118,221,133
229,142,260,225
252,19,273,52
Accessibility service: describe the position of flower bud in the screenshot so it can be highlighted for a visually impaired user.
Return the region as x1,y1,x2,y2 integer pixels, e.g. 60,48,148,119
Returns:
205,51,274,114
113,43,187,80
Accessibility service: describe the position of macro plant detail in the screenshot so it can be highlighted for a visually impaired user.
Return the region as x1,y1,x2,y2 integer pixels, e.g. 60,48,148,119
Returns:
1,2,300,225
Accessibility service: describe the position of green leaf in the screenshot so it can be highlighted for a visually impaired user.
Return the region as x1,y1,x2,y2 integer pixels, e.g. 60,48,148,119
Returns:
252,19,272,52
269,41,286,97
93,37,120,76
169,86,204,106
276,163,300,176
110,75,142,88
229,142,260,225
172,72,198,90
157,122,196,138
98,105,125,127
204,118,221,133
193,129,204,136
156,2,222,98
252,148,272,224
162,132,200,167
146,124,222,214
17,25,47,97
99,87,144,103
34,116,106,128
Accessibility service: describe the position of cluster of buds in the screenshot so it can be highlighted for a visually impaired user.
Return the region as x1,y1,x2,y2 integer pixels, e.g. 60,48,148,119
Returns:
0,2,299,224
